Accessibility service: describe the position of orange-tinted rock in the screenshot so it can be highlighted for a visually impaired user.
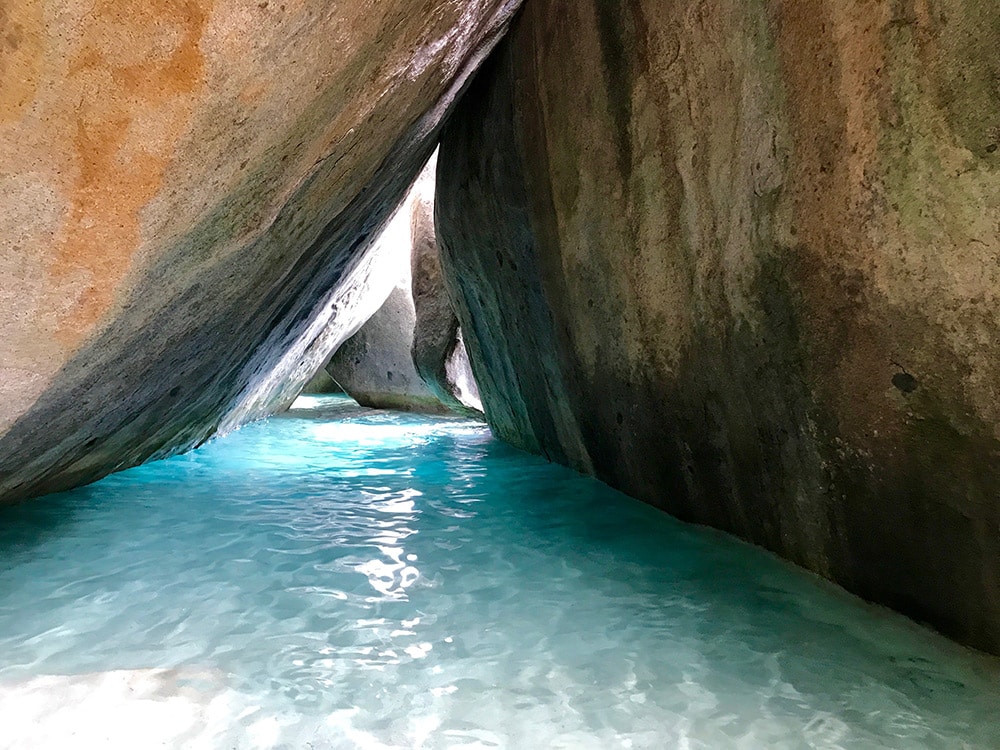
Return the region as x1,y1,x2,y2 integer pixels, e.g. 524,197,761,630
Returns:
0,0,521,501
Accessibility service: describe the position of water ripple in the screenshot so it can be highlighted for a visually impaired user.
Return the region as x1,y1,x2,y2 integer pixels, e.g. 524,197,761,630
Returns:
0,394,998,749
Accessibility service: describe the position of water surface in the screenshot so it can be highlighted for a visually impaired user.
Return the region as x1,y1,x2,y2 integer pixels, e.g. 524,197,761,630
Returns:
1,395,998,749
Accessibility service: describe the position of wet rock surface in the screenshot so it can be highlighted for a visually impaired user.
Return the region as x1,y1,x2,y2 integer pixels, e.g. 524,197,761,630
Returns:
436,0,1000,653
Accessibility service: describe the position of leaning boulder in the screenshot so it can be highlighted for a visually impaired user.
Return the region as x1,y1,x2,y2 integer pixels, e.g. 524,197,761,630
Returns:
437,0,1000,653
327,284,449,414
0,0,520,502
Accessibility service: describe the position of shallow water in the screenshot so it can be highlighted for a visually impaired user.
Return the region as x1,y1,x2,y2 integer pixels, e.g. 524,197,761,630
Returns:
0,395,998,749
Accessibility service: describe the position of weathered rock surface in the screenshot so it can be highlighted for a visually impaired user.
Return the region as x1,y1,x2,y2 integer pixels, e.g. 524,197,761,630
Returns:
0,0,520,502
326,156,481,415
437,0,1000,653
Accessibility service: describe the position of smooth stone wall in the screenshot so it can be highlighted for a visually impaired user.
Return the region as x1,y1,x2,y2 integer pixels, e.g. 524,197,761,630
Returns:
436,0,1000,653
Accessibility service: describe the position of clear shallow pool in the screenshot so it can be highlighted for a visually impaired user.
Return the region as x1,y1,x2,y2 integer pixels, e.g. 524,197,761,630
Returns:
0,395,998,749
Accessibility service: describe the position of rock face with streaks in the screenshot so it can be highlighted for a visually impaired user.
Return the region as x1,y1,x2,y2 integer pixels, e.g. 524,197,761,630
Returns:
0,0,520,502
436,0,1000,653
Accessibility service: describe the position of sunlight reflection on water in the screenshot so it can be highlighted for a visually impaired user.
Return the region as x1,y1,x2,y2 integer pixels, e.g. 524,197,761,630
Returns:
0,395,998,749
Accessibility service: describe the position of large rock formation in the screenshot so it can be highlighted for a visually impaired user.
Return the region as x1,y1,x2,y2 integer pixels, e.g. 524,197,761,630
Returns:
326,155,482,415
0,0,520,502
436,1,1000,653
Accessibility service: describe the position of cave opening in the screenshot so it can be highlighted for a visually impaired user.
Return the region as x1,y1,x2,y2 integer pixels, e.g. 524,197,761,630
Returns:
300,149,484,421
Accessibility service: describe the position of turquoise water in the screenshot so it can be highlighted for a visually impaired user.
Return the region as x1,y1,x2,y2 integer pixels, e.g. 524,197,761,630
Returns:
0,395,998,749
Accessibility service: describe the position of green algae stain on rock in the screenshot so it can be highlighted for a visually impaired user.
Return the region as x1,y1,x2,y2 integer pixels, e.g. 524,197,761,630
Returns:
922,0,1000,163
